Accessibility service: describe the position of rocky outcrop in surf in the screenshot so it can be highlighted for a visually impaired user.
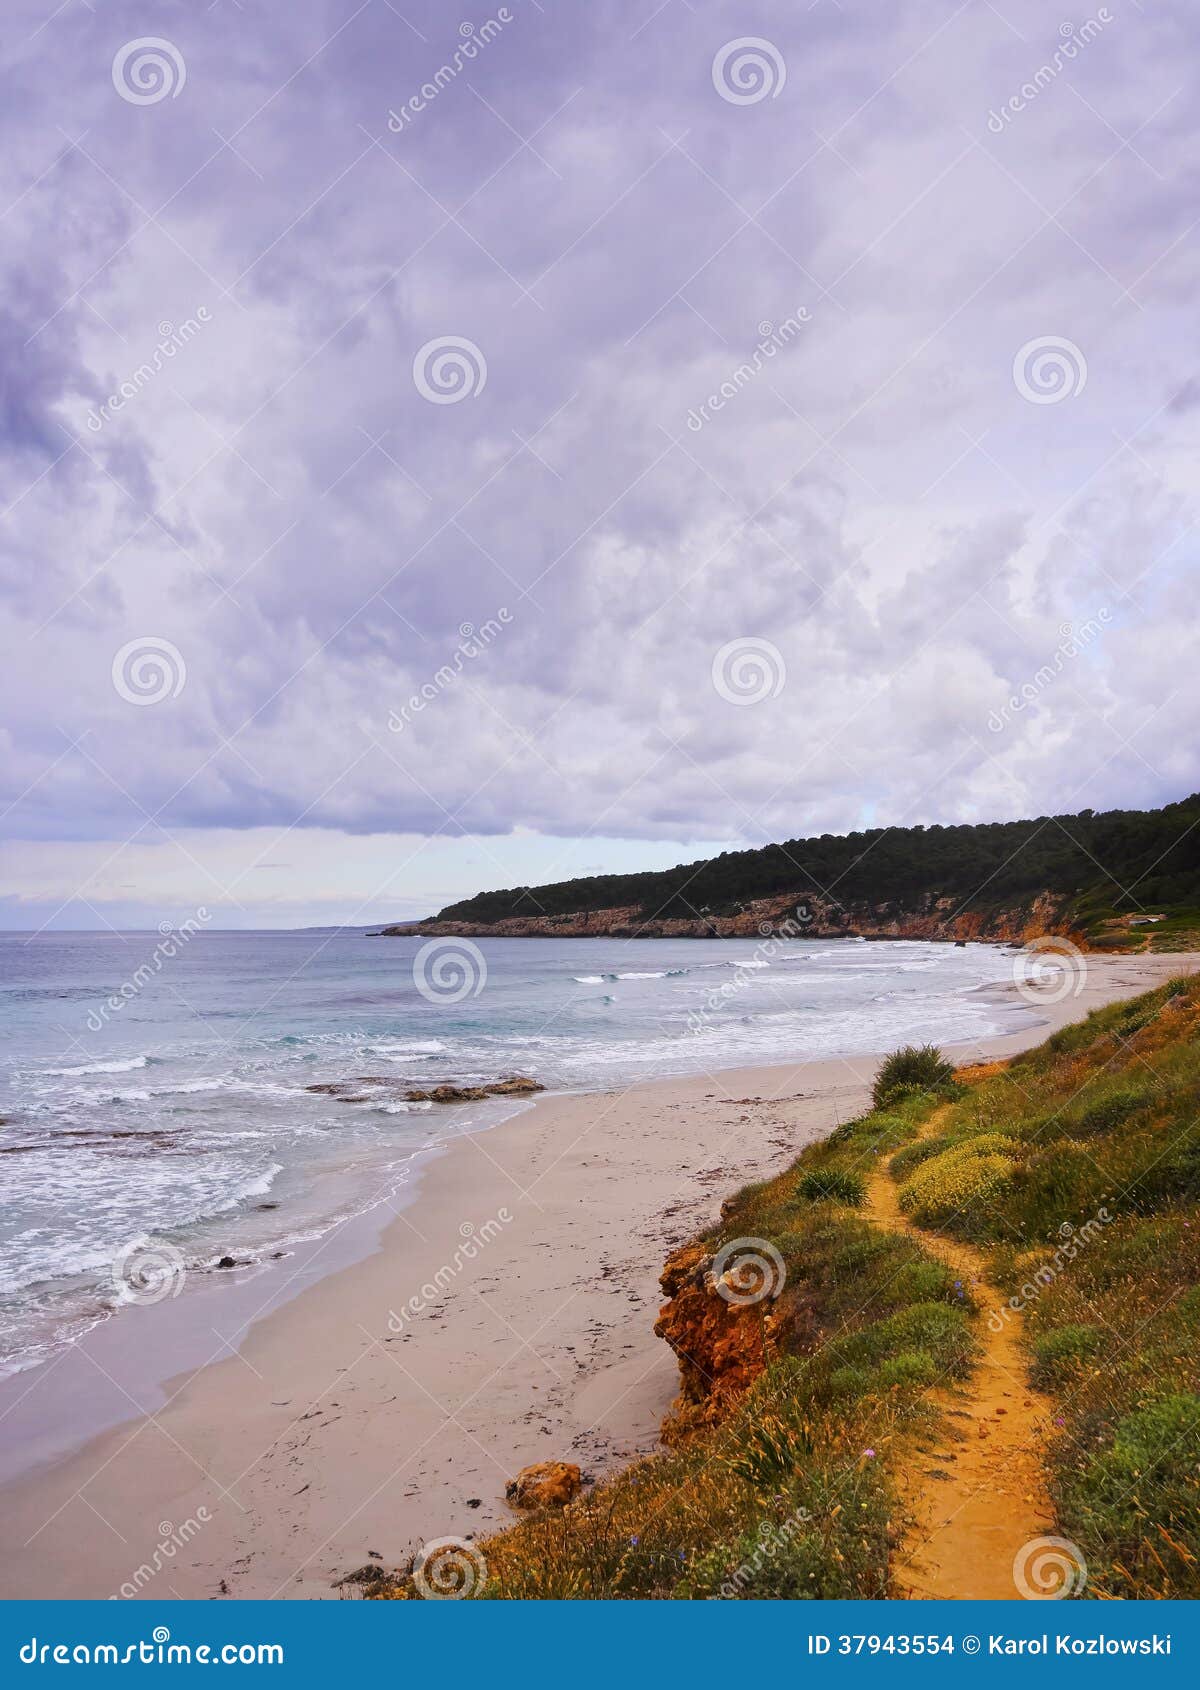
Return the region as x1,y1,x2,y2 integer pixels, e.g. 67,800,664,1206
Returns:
305,1074,544,1106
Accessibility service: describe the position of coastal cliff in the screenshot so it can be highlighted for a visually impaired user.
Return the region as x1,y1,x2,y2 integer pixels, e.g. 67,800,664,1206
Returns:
380,888,1077,944
378,796,1200,952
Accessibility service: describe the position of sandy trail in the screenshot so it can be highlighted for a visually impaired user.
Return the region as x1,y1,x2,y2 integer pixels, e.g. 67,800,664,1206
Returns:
865,1104,1055,1600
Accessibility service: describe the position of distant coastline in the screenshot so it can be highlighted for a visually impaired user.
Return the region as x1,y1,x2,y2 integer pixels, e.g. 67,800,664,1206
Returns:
378,887,1079,946
379,795,1200,955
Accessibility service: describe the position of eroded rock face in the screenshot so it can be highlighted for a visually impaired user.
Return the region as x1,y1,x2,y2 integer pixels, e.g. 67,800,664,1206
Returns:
654,1241,817,1441
654,1245,771,1436
505,1461,583,1510
381,889,1080,945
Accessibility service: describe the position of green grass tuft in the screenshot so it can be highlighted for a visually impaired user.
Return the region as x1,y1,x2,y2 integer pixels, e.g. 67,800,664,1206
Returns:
872,1044,958,1110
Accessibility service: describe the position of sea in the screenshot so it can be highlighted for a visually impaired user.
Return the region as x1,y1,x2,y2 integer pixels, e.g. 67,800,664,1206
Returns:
0,928,1025,1382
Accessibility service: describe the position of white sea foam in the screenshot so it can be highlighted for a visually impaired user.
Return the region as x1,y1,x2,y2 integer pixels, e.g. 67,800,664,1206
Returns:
46,1056,150,1076
359,1039,447,1059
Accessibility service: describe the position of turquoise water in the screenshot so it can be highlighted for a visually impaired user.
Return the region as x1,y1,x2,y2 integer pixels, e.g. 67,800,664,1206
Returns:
0,929,1016,1376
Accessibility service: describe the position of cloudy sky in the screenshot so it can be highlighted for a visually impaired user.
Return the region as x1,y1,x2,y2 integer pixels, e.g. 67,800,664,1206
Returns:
1,0,1197,929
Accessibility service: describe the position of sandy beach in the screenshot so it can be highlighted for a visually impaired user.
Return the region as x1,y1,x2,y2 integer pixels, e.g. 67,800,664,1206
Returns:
0,950,1195,1601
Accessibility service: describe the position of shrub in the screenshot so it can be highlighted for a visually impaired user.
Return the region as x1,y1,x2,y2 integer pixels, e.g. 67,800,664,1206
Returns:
677,1463,892,1600
847,1301,975,1379
877,1350,940,1389
1031,1323,1105,1389
828,1364,872,1399
796,1169,865,1206
889,1135,954,1181
1116,1000,1159,1037
1092,1394,1200,1495
889,1258,968,1307
1075,1088,1151,1137
872,1044,957,1109
897,1139,1016,1227
1061,1394,1200,1591
1129,1125,1200,1209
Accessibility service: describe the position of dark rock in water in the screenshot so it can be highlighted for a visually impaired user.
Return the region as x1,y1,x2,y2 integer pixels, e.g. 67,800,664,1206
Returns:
430,1083,489,1103
257,1202,279,1211
310,1073,546,1107
216,1256,237,1269
955,939,967,947
485,1075,544,1096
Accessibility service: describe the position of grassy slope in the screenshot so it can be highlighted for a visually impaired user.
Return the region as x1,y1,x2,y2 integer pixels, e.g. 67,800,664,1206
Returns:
381,977,1200,1600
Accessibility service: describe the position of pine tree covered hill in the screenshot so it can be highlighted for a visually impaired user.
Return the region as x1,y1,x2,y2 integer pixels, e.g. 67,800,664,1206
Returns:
413,796,1200,944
